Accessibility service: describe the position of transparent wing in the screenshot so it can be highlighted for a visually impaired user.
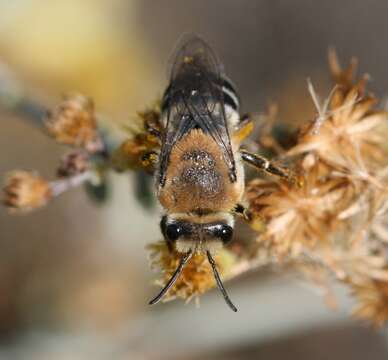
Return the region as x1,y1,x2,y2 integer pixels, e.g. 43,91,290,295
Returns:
158,35,236,187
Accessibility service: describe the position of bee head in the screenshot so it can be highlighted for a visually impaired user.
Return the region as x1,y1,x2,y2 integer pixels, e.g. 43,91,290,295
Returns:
151,212,238,312
160,213,234,254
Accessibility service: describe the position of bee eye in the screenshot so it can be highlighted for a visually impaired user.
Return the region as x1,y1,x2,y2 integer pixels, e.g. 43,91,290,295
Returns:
218,225,233,243
160,217,191,242
208,224,233,244
165,223,182,241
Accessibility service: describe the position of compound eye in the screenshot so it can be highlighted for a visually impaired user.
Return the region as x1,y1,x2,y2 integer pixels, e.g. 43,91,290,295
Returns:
160,217,192,242
218,225,233,243
165,223,182,241
209,224,233,244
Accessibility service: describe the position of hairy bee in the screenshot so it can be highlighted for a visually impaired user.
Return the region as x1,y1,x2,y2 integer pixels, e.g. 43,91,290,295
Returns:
147,35,291,311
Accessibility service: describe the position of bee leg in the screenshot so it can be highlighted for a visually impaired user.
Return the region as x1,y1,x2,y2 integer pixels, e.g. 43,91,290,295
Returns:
144,119,162,139
143,109,163,140
240,149,294,182
233,203,251,221
233,203,265,231
232,114,254,146
141,151,159,169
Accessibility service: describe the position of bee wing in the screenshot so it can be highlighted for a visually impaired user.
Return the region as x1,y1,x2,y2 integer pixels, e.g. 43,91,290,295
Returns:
158,35,237,187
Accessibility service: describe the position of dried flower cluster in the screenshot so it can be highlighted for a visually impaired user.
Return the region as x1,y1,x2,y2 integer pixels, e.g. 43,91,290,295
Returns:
3,51,388,326
2,95,103,212
245,51,388,326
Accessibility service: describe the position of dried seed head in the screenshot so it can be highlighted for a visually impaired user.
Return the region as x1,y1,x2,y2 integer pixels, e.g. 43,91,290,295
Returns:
148,242,235,303
57,151,89,178
291,92,387,173
351,280,388,327
46,94,103,153
289,53,388,176
246,162,355,257
241,51,388,326
3,170,52,212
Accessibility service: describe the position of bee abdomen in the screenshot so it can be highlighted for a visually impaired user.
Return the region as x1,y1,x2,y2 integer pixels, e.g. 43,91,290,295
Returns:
221,76,240,112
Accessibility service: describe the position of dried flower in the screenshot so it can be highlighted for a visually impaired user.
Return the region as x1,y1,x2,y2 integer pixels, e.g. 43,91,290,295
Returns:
370,192,388,244
242,51,388,326
2,169,95,213
290,92,388,173
3,170,52,212
289,53,388,175
45,94,103,153
351,280,388,327
246,163,355,257
148,241,235,304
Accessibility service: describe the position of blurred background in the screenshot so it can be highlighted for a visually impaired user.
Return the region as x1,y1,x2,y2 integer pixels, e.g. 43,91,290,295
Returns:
1,1,388,359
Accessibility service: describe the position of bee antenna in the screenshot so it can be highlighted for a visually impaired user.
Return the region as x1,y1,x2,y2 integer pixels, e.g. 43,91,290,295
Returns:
149,250,193,305
206,251,238,312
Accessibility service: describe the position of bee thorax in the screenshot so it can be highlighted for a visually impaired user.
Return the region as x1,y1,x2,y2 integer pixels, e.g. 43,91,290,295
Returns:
178,150,222,195
158,130,241,213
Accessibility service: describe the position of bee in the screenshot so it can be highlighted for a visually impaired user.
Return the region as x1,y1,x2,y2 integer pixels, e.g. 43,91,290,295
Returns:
145,35,292,311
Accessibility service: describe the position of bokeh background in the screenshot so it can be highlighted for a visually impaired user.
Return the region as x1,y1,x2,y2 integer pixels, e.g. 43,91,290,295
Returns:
1,1,388,359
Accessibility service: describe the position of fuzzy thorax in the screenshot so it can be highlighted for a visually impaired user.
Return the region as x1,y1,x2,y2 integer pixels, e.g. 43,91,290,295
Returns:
158,129,244,214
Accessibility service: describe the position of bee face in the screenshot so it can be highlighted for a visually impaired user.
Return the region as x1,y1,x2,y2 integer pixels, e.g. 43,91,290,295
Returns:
160,214,234,254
